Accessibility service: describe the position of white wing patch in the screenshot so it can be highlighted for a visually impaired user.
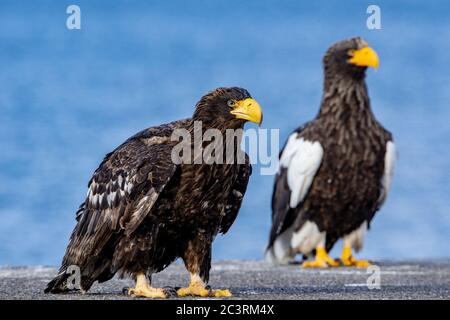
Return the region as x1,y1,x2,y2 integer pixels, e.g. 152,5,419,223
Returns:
378,141,397,207
280,134,323,208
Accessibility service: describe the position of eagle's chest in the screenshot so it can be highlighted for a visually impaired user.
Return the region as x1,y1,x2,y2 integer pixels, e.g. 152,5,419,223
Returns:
318,129,386,199
175,164,236,222
299,129,387,233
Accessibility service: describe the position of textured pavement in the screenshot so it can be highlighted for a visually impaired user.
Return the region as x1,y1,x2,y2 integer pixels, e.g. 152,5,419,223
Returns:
1,261,449,300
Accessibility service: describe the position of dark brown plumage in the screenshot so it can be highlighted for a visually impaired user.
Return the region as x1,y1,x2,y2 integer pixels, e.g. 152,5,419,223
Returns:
266,38,396,267
45,87,262,297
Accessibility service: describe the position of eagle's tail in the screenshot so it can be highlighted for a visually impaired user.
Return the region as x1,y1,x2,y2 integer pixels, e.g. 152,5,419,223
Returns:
45,257,113,294
44,261,90,294
264,244,292,265
265,227,296,265
45,268,96,294
44,270,72,293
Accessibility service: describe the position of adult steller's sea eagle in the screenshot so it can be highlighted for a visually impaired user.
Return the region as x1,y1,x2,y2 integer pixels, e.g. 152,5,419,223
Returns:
265,38,396,268
45,87,262,297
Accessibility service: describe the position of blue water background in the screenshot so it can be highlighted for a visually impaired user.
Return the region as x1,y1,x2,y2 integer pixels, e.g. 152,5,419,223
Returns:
1,0,450,265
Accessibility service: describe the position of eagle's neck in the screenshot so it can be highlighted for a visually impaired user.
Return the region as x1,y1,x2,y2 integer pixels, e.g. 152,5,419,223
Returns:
186,118,245,164
188,116,245,138
317,74,377,130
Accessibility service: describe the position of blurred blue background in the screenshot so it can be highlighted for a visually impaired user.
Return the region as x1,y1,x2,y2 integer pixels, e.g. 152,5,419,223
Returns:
1,0,449,265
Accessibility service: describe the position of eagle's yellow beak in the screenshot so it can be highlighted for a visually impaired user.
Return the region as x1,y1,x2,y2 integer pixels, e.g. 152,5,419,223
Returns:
230,98,263,125
348,46,379,69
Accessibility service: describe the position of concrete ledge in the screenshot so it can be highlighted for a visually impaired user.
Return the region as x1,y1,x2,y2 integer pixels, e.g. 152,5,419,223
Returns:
1,260,449,299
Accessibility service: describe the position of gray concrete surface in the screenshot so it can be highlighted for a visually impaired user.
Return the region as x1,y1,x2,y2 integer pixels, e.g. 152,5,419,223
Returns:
1,261,449,299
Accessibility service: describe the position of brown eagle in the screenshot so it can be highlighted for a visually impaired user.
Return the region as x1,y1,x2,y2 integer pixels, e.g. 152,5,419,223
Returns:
45,87,262,297
265,38,396,268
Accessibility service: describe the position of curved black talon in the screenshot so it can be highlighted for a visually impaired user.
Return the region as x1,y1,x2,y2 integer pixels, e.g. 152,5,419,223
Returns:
122,287,130,295
205,285,213,295
162,286,178,298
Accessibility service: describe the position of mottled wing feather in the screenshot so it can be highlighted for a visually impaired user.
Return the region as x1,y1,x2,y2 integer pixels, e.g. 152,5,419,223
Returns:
64,120,189,266
219,154,252,234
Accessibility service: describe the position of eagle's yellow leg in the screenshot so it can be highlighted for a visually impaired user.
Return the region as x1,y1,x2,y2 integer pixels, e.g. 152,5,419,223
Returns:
340,246,371,268
302,247,339,268
177,274,231,298
127,273,167,298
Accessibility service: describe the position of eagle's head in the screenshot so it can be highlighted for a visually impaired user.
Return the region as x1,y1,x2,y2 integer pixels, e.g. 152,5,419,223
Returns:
323,37,379,81
193,87,263,129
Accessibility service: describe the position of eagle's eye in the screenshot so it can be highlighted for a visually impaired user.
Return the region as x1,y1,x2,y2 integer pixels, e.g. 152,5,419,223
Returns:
347,49,356,57
227,100,236,108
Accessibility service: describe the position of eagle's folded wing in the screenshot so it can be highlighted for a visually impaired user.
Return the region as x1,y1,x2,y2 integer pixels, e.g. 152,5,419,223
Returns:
66,122,186,264
219,154,252,234
266,132,323,261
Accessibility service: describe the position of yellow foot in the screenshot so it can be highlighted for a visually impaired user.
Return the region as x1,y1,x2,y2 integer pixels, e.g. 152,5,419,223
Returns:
127,287,168,298
177,281,232,298
125,273,173,298
340,246,372,268
302,247,339,268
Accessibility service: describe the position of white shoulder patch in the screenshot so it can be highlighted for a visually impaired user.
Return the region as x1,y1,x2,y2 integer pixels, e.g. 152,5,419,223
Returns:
280,134,323,208
378,141,397,207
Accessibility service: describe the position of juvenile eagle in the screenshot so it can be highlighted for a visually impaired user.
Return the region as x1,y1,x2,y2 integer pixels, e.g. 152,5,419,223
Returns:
46,87,262,297
266,38,396,268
